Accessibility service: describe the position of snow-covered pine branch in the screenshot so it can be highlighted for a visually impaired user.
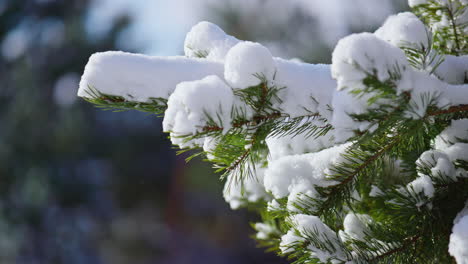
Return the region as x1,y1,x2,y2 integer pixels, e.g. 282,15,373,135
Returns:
78,1,468,263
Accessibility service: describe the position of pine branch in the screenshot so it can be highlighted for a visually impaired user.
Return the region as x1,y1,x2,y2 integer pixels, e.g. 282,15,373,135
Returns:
427,104,468,116
445,0,462,54
369,235,421,262
83,85,167,115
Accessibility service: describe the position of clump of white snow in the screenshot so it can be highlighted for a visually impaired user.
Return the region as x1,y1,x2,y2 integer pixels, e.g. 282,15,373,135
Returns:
224,41,275,89
264,143,351,213
417,150,456,180
162,75,234,148
266,121,335,161
408,0,429,7
340,213,372,241
403,71,450,119
331,32,410,92
434,55,468,85
288,214,346,262
417,120,468,181
223,168,270,209
449,215,468,264
184,21,240,62
280,229,304,254
435,119,468,150
405,174,435,207
330,90,377,142
78,51,223,102
375,12,429,49
273,59,336,118
254,222,276,240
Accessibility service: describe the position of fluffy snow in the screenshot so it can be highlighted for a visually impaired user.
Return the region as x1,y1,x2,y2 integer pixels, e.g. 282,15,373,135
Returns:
444,84,468,106
289,214,345,262
223,168,269,209
273,59,336,118
418,121,468,181
444,143,468,178
417,150,456,179
280,229,304,254
224,41,275,89
264,143,351,200
267,199,282,212
162,75,234,147
449,215,468,264
331,32,411,92
375,12,429,49
434,119,468,150
266,122,335,161
78,51,223,102
339,213,372,242
184,21,240,62
408,0,429,7
434,55,468,85
254,222,276,240
330,90,376,142
406,174,435,205
403,71,450,119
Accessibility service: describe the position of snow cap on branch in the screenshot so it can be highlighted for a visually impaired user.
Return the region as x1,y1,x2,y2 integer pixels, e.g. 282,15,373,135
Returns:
434,55,468,85
449,215,468,264
224,41,275,89
274,59,336,118
408,0,430,7
184,21,240,62
78,51,223,102
375,12,429,49
280,229,304,254
162,75,235,147
289,214,345,262
266,124,335,161
223,167,269,209
341,213,372,241
264,143,350,203
435,119,468,150
406,174,435,206
331,32,410,92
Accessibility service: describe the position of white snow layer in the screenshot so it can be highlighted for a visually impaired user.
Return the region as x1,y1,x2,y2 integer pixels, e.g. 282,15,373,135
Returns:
274,59,336,118
162,75,234,147
280,229,304,254
223,167,269,209
184,21,240,62
435,119,468,150
332,32,410,92
406,174,435,200
264,143,351,207
434,55,468,85
78,51,223,102
289,214,346,262
254,222,276,240
375,12,429,49
340,213,372,241
418,120,468,181
449,215,468,264
266,125,335,161
224,41,275,89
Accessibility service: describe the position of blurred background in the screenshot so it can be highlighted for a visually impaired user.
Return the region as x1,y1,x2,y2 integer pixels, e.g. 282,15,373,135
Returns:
0,0,408,263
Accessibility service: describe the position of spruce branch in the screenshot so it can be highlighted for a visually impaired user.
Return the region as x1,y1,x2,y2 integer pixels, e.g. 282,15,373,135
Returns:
83,85,168,115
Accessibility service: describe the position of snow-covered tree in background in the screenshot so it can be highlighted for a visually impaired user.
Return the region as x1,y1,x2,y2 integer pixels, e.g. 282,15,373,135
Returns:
78,0,468,263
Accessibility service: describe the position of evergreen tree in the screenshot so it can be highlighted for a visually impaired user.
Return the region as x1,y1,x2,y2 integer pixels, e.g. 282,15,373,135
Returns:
79,0,468,263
